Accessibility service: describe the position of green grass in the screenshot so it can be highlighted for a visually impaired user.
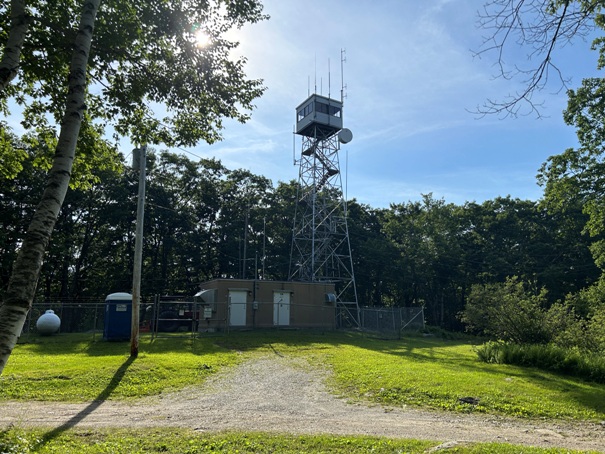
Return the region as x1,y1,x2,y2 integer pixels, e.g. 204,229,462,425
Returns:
0,427,596,454
319,335,605,420
2,330,605,421
212,330,605,420
0,333,241,401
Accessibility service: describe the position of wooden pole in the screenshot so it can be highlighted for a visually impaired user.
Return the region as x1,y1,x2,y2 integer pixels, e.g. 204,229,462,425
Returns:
131,146,146,358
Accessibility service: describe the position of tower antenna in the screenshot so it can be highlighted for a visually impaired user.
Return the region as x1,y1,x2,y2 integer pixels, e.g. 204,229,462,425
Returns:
314,54,317,94
328,58,331,99
340,48,347,104
292,125,296,165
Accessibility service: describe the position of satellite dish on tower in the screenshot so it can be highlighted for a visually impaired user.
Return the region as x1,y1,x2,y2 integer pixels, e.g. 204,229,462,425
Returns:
338,128,353,144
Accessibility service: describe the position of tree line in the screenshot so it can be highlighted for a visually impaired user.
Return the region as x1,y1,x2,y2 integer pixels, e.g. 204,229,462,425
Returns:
1,141,601,332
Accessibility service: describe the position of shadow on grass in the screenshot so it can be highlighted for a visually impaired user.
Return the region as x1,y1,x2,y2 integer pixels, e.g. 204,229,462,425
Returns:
18,329,436,357
332,334,605,418
33,355,136,450
14,331,605,418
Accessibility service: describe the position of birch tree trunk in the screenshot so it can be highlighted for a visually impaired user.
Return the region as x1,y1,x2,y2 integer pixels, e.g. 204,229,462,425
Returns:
0,0,101,375
0,0,30,92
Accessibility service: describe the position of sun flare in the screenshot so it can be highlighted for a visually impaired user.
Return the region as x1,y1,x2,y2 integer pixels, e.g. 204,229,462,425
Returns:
194,29,211,48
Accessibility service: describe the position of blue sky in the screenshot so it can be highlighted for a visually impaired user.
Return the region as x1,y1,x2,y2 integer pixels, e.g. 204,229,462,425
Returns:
6,1,596,208
187,0,602,208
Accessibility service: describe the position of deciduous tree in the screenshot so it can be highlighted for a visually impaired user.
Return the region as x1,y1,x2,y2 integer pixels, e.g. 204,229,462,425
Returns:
0,0,101,375
0,0,267,374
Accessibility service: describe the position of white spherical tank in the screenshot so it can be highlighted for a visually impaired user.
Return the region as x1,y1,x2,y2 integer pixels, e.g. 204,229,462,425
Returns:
36,309,61,335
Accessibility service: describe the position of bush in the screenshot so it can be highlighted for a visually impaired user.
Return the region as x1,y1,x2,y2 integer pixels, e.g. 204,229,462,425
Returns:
549,284,605,354
585,307,605,352
546,303,585,350
563,278,605,318
460,277,552,344
475,341,605,383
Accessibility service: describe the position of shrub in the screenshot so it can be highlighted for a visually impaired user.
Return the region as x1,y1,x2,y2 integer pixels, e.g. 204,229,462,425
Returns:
460,277,551,344
546,303,585,350
475,341,605,383
585,307,605,353
548,290,605,354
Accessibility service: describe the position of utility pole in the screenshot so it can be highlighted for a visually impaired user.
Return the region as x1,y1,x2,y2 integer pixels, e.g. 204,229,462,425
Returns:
262,216,266,279
131,145,146,358
243,204,249,279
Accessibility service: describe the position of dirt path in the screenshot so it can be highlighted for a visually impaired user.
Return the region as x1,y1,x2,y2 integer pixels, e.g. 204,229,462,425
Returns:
2,355,605,452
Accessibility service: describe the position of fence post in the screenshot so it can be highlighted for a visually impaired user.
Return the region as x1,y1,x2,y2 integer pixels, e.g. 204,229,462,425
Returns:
93,301,98,342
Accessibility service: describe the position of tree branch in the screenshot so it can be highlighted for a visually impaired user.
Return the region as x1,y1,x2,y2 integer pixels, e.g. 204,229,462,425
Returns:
472,0,597,118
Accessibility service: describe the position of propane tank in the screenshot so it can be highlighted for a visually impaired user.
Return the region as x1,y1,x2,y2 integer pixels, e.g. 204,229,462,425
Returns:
36,309,61,335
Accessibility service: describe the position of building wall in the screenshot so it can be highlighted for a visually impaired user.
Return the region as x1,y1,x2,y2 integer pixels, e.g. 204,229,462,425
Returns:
196,279,336,331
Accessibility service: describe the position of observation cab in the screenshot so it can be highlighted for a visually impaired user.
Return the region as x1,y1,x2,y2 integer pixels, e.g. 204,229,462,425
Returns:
295,94,343,138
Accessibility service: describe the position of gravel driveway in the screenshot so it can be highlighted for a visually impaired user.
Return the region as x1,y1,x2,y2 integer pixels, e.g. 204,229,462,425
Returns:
2,354,605,452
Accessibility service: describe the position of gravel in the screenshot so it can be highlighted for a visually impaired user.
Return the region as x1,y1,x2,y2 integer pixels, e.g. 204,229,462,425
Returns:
2,353,605,452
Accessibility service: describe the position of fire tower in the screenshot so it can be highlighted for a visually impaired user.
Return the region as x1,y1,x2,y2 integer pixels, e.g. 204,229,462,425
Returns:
289,91,360,327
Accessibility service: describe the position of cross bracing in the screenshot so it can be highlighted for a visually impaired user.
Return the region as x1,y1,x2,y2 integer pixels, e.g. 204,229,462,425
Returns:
289,121,359,327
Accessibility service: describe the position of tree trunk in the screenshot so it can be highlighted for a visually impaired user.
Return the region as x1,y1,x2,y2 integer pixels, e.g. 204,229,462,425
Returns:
0,0,101,375
0,0,30,92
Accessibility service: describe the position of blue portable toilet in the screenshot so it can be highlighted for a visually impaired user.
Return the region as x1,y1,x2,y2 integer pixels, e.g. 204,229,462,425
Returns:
103,292,132,341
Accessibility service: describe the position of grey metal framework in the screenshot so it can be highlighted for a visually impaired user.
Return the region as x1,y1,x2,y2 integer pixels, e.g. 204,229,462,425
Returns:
289,96,360,327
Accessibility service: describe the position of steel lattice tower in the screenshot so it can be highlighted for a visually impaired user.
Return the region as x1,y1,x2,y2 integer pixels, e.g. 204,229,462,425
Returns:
289,93,360,327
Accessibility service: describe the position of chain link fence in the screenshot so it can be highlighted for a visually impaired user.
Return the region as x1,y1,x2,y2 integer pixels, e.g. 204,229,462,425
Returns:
360,306,425,339
23,296,338,339
23,299,424,341
23,299,106,339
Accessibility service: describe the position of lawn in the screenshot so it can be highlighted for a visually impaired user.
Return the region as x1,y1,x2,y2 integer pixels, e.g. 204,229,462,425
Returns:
2,330,605,421
0,427,596,454
0,333,241,401
1,330,605,453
